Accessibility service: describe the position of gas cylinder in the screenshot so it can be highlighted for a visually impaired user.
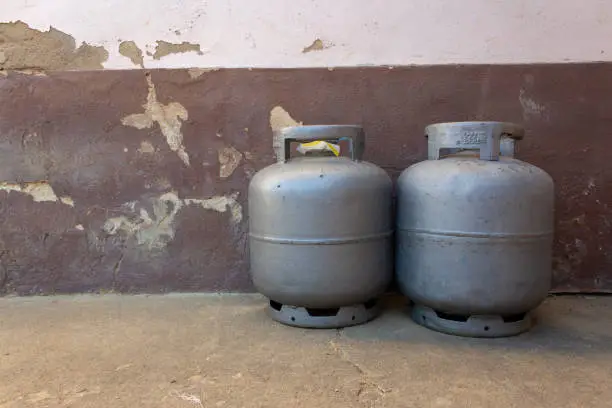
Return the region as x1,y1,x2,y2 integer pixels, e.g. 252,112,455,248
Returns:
396,122,554,337
249,125,393,328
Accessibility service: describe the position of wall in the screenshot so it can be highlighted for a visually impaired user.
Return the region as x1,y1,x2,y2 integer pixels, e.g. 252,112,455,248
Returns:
1,0,611,294
4,0,612,69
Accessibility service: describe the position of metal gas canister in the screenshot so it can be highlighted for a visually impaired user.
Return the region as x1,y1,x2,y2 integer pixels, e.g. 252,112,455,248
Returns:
249,125,393,328
396,122,554,337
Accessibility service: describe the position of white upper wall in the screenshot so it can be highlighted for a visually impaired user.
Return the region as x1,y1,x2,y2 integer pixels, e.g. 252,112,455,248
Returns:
5,0,612,69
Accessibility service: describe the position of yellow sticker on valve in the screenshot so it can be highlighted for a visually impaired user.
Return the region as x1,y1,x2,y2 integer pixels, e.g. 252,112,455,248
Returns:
299,141,340,156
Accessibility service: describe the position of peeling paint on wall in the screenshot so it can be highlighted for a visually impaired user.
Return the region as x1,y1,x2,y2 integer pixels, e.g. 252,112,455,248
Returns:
218,146,243,178
187,67,218,79
1,69,47,76
118,41,144,68
137,140,156,154
59,196,75,207
103,192,183,250
270,106,303,161
184,193,242,225
152,40,204,60
269,106,302,131
519,89,548,121
0,181,74,206
121,74,190,166
103,191,242,250
0,21,108,71
302,38,332,53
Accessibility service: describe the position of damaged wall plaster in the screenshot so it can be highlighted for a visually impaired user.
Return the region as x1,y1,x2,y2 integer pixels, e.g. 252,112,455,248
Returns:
302,39,332,53
118,40,144,68
187,67,219,79
137,140,156,154
519,89,548,121
7,0,612,69
269,106,303,161
152,41,204,60
0,21,107,71
103,192,242,250
218,146,243,178
0,181,74,206
122,75,190,166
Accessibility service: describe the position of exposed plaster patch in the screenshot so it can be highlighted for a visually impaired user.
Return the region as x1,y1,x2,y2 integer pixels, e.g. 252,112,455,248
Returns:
103,192,182,250
270,106,303,161
187,67,219,79
121,74,190,166
218,146,243,178
119,41,144,68
138,140,156,154
302,38,332,53
184,193,242,225
1,69,47,76
0,181,74,206
583,178,596,196
519,89,547,121
0,21,108,71
103,191,242,250
153,40,204,60
59,196,75,207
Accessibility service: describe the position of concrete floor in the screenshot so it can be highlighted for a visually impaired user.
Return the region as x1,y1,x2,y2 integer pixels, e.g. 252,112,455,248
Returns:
0,295,611,408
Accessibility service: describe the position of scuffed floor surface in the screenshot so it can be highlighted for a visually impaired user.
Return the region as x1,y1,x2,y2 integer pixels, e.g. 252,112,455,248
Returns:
1,295,611,407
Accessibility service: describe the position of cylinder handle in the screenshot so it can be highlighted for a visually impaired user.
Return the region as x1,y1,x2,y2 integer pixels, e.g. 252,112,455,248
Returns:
425,121,524,161
274,125,365,162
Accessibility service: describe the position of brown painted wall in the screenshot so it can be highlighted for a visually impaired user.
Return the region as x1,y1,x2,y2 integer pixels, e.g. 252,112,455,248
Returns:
0,65,610,294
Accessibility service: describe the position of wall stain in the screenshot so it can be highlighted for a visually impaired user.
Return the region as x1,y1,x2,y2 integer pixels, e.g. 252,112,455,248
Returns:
0,21,108,71
519,89,548,121
187,67,218,79
121,74,190,166
270,106,303,161
119,40,144,68
302,38,332,53
1,69,46,76
103,191,242,250
0,181,74,206
137,140,156,154
218,146,243,178
152,40,204,60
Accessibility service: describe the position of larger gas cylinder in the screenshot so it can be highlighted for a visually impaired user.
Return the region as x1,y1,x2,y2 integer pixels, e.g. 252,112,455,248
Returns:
396,122,554,337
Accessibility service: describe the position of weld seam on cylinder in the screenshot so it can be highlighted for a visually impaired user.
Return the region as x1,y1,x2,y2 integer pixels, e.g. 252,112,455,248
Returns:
249,230,393,245
398,228,553,239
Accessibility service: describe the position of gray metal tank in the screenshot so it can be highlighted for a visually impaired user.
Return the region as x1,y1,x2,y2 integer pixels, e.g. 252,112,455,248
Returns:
396,122,554,337
249,125,393,328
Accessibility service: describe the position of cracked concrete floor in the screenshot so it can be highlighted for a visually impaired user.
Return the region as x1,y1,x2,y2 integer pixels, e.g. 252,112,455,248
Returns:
1,294,611,407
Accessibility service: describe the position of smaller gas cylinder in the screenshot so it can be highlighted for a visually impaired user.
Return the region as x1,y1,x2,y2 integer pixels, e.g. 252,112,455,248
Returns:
396,122,554,337
249,125,393,328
